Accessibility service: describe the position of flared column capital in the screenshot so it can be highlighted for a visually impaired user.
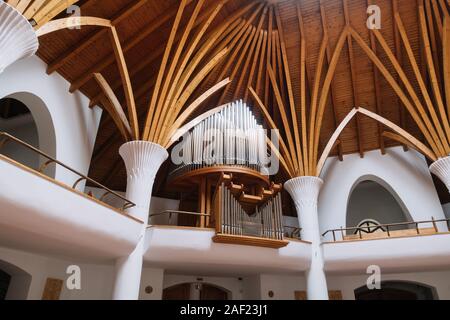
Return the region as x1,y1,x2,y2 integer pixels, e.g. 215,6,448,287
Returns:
429,156,450,192
0,2,38,74
284,176,324,208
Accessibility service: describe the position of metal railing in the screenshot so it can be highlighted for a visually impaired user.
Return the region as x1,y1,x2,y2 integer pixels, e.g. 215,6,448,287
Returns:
284,226,302,240
0,132,135,211
149,210,210,226
322,217,450,242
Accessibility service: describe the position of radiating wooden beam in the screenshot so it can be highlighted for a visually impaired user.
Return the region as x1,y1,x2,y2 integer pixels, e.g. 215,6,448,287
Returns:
36,17,111,37
46,0,152,74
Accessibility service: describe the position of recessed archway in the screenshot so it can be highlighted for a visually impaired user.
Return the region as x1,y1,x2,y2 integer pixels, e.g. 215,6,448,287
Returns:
354,281,438,300
0,92,56,178
163,282,230,300
346,175,413,234
0,259,32,300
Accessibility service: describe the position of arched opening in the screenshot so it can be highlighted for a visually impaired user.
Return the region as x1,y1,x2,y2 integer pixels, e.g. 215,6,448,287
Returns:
0,260,32,300
346,176,412,235
354,281,438,300
0,93,56,178
163,282,230,300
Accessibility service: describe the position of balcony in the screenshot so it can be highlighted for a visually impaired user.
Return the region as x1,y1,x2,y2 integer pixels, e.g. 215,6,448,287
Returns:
144,211,311,274
322,219,450,273
0,132,143,260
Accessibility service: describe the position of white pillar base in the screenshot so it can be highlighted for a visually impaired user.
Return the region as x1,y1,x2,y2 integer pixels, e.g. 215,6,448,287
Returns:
284,176,329,300
0,2,38,74
430,156,450,193
112,141,168,300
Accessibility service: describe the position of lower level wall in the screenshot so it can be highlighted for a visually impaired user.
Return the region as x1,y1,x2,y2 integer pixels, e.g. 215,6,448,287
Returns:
1,246,449,300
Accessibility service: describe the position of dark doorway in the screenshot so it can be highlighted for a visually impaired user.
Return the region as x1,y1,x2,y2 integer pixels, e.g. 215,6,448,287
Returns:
163,283,230,300
355,281,437,300
0,269,11,300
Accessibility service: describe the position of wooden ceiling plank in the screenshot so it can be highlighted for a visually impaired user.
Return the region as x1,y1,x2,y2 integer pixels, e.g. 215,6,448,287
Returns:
424,0,442,84
150,0,207,142
155,1,227,143
93,73,132,140
232,6,268,100
251,30,267,100
318,2,344,161
264,6,274,109
16,0,33,14
359,108,437,161
165,78,231,147
418,5,450,152
143,0,188,141
36,17,111,37
268,65,301,175
391,0,407,152
316,108,358,176
239,29,264,101
33,0,80,29
367,0,386,154
274,5,302,171
313,27,348,167
23,0,47,20
47,0,152,74
444,15,450,119
249,87,296,175
109,26,139,140
342,0,364,159
350,27,441,156
395,13,450,153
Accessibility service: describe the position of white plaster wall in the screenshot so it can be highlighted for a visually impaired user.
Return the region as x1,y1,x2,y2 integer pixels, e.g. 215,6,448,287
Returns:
242,275,261,300
319,147,445,234
443,203,450,220
327,270,450,300
0,56,102,186
163,274,244,300
0,246,114,300
0,114,39,169
259,274,306,300
347,181,410,229
139,267,164,300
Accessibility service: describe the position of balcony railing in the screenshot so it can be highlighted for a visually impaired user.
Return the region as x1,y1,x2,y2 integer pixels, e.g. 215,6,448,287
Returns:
322,217,450,242
0,132,135,211
149,210,211,227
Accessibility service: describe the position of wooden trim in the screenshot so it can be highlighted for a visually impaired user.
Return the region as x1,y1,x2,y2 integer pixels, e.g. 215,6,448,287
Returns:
357,108,437,161
212,233,289,249
316,108,358,176
36,17,111,37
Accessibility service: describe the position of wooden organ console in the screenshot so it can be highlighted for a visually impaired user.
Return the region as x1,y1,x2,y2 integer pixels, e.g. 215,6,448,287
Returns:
169,101,288,248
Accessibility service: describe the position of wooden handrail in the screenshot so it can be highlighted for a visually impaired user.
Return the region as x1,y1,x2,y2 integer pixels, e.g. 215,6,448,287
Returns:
0,132,135,211
322,217,450,241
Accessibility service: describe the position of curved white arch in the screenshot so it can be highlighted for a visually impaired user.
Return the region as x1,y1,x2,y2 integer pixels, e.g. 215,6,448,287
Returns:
3,92,57,177
0,258,32,300
318,147,446,234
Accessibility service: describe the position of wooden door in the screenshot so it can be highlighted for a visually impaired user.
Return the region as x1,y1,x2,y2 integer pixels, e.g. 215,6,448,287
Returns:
200,284,228,300
163,283,191,300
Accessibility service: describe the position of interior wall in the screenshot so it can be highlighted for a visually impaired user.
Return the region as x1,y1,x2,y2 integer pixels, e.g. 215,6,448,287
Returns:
163,274,244,300
327,270,450,300
0,246,114,300
0,56,102,188
346,181,411,229
259,274,306,300
0,113,39,169
319,147,445,234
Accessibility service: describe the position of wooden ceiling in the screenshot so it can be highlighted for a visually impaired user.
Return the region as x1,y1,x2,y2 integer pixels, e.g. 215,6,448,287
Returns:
35,0,448,196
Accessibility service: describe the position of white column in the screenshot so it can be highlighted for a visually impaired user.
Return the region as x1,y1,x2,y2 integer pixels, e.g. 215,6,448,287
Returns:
112,141,168,300
284,176,329,300
430,156,450,193
0,2,38,74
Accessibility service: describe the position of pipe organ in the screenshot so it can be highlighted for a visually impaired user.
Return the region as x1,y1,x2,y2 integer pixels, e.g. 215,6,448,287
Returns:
170,100,270,180
169,100,288,249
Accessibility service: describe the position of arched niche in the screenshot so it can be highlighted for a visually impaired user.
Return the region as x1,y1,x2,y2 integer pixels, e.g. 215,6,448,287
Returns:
354,280,438,300
0,259,32,300
0,92,56,178
346,175,413,233
163,282,231,300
